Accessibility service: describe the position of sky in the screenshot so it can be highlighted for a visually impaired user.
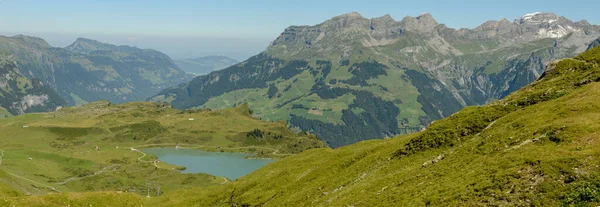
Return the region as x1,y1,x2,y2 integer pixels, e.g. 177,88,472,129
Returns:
1,0,599,60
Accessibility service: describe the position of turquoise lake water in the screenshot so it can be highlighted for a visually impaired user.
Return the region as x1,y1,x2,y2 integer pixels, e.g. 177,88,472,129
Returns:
142,148,274,180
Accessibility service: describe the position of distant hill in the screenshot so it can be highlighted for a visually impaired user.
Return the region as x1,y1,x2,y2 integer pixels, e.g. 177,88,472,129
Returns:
0,35,193,106
175,56,239,75
154,12,600,147
6,38,600,207
0,54,66,115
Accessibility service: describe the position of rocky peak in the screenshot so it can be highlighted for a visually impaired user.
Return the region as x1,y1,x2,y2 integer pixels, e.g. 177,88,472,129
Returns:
73,37,102,44
340,11,363,18
322,12,370,30
65,38,114,53
475,18,512,31
12,35,51,48
575,20,591,27
65,38,161,57
416,13,436,23
370,14,398,30
372,14,395,22
516,12,562,24
399,13,440,33
514,12,583,39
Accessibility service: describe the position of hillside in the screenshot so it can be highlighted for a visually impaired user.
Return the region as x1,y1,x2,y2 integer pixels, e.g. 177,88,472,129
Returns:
175,56,239,75
154,12,600,147
0,101,325,199
0,106,11,118
589,37,600,50
162,45,600,206
0,54,67,115
4,41,600,207
0,35,193,106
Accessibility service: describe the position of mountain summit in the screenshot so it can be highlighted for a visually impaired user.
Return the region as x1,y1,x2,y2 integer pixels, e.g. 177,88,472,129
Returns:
0,35,192,106
9,44,600,207
154,12,600,147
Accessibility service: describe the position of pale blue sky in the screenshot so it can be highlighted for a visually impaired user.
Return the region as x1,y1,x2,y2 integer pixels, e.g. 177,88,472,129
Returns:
1,0,598,60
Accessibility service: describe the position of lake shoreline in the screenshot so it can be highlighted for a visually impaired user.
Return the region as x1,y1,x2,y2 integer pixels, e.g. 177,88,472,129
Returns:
142,147,275,180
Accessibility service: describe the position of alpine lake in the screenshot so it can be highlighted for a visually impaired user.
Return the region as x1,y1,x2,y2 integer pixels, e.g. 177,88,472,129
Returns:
142,148,274,180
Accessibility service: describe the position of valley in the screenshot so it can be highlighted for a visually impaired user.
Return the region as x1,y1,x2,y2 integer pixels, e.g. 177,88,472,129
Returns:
3,34,599,207
0,5,600,206
0,101,325,198
0,36,193,108
155,12,600,147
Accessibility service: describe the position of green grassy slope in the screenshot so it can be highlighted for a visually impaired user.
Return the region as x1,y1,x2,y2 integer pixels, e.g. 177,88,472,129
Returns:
0,107,12,118
155,13,600,148
159,45,600,206
143,46,600,206
4,46,600,206
0,101,325,200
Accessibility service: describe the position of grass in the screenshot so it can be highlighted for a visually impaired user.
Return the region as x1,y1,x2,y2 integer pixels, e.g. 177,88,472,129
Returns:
69,93,88,105
3,47,600,206
0,101,326,199
138,45,600,206
0,107,11,118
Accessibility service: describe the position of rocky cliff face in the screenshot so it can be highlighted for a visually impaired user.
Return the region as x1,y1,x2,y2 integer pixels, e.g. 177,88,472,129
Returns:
0,54,66,115
155,12,600,147
589,38,600,50
0,36,193,105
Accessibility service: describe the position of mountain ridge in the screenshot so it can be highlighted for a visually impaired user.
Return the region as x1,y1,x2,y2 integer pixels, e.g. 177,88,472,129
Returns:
0,54,66,115
0,35,193,106
155,12,600,147
6,43,600,207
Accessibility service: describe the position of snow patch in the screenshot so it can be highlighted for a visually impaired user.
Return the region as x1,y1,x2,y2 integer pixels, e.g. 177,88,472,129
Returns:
522,12,541,21
536,25,581,38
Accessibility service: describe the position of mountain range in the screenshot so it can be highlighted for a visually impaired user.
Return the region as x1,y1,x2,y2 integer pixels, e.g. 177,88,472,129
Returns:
153,12,600,147
0,54,66,115
4,34,600,207
0,35,193,108
175,56,239,75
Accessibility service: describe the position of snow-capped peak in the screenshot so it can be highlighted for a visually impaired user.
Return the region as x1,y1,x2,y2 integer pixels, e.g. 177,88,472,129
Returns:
521,12,542,21
518,12,562,25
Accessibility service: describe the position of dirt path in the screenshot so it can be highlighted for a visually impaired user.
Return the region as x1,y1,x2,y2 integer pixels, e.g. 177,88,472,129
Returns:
131,148,165,171
0,149,60,192
56,164,120,185
221,177,229,184
5,171,60,192
130,148,153,163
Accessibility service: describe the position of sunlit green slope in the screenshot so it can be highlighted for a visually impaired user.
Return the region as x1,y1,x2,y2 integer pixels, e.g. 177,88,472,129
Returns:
4,46,600,206
0,101,325,204
150,45,600,207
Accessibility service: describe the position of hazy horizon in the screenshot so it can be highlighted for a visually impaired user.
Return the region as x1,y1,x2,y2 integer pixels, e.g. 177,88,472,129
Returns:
2,0,599,60
0,32,271,61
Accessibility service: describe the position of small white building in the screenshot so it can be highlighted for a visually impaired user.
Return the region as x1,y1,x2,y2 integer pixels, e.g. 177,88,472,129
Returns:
188,118,194,121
